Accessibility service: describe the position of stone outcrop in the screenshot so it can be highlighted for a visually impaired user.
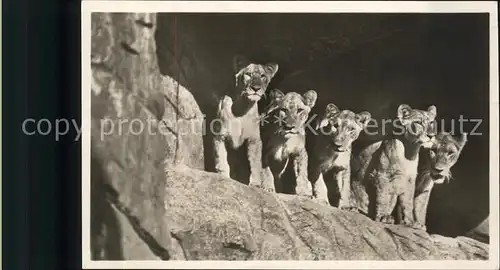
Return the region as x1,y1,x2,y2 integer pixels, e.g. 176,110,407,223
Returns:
90,13,204,260
93,163,489,260
466,217,489,244
164,168,488,260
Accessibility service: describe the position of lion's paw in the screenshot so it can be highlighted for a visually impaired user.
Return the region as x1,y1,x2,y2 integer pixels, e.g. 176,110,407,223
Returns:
401,218,416,228
249,182,262,189
412,222,427,231
376,214,395,224
260,185,276,193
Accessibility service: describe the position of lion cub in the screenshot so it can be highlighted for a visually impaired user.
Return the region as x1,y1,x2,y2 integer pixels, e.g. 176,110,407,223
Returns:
395,132,467,230
213,55,279,188
260,88,318,197
351,104,437,226
307,104,371,209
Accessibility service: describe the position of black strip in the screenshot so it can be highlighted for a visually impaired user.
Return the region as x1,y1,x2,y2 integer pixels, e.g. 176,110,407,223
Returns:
2,0,29,268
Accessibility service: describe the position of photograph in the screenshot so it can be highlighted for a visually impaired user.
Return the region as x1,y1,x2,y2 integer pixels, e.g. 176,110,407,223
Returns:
83,1,498,269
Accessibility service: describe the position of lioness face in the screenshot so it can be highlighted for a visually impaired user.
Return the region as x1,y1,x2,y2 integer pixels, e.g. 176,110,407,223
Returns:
397,104,437,148
316,104,372,152
425,133,467,184
264,89,317,138
233,55,279,102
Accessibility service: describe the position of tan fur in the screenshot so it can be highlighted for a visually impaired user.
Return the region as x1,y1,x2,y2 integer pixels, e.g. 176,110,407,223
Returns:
395,132,467,230
308,104,371,210
351,104,437,226
260,89,318,196
213,55,279,188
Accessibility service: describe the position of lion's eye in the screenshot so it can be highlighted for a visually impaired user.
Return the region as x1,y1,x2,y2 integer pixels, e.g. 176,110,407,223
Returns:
297,108,304,114
429,149,436,157
447,151,455,156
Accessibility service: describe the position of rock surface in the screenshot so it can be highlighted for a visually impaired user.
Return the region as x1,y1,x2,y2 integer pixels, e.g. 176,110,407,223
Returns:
91,12,204,170
466,217,489,244
164,168,488,260
90,13,204,260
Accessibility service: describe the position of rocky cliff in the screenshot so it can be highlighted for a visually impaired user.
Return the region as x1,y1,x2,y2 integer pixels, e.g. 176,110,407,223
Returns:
90,12,204,260
90,12,489,260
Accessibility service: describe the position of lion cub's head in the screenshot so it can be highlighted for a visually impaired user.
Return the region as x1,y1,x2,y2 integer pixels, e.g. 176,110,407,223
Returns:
263,89,318,138
315,104,372,152
396,104,437,148
422,133,467,184
233,55,279,102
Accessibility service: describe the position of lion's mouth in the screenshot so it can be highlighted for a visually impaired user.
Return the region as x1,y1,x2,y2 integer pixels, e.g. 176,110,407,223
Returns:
431,174,446,184
244,86,262,93
244,91,262,98
280,128,300,137
245,93,262,102
421,168,449,184
332,144,347,152
283,130,299,135
430,172,443,179
430,170,447,183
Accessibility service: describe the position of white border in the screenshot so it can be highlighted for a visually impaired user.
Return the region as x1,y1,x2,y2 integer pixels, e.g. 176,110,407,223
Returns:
82,1,499,269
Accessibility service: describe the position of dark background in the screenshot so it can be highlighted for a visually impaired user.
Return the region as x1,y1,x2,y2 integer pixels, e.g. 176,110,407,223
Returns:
155,13,490,237
3,0,81,269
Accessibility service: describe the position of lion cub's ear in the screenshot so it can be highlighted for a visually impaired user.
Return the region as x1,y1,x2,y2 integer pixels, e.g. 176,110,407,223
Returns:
397,104,412,120
262,89,284,116
316,103,339,129
427,105,437,120
233,55,250,73
268,88,285,102
264,63,279,78
356,111,372,128
325,103,340,117
303,90,318,108
458,133,468,151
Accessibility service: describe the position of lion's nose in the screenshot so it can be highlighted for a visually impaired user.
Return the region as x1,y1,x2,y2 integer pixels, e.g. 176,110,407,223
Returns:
251,85,260,91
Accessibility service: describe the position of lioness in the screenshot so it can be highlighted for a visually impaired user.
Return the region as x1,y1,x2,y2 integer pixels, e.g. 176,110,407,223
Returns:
213,55,279,188
307,103,371,209
351,104,437,226
260,88,318,196
395,132,468,230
